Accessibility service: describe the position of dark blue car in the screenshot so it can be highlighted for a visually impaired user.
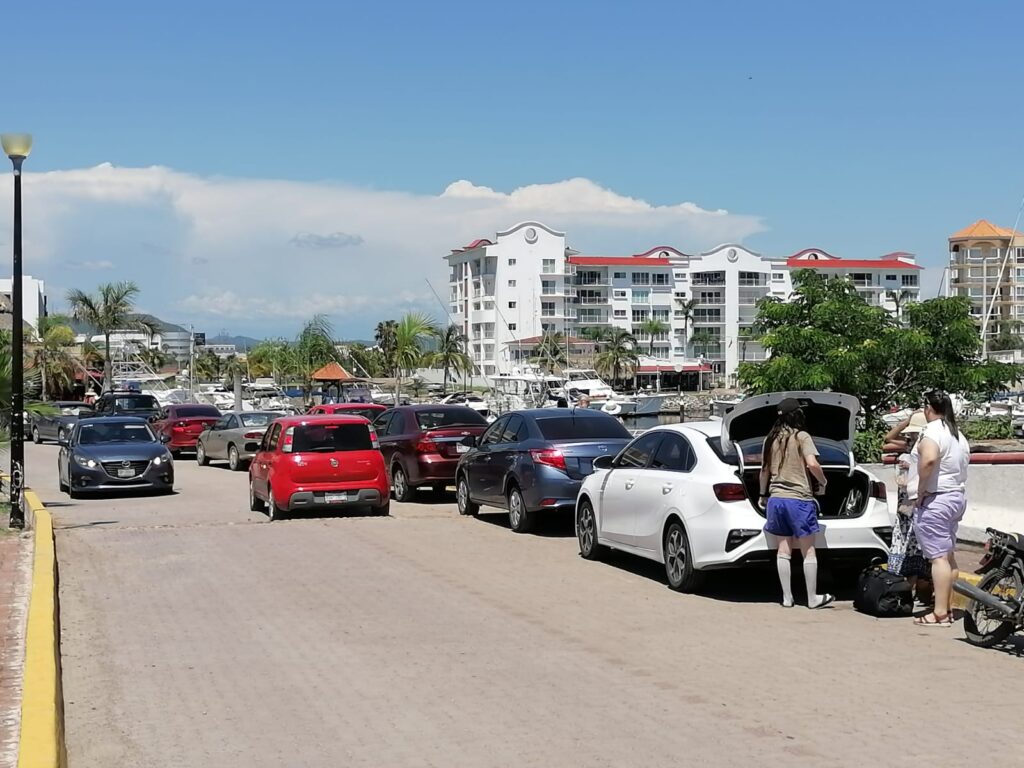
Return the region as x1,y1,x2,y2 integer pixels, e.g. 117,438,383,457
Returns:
455,408,632,533
58,416,175,498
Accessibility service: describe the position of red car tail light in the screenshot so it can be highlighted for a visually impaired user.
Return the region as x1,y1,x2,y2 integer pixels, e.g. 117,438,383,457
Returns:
530,448,567,472
713,483,747,502
243,431,263,439
870,481,887,501
415,437,438,454
368,428,380,449
282,426,294,453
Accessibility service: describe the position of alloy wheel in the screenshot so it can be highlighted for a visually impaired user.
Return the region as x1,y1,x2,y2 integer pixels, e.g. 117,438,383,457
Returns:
228,446,239,471
578,504,595,555
196,443,206,465
457,480,468,512
393,468,407,500
509,490,523,528
666,528,686,584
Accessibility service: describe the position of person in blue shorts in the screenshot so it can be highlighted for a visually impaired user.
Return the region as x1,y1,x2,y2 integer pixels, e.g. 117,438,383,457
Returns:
758,398,835,609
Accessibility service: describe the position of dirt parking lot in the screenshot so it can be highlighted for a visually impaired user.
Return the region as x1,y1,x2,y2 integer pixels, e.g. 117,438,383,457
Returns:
22,442,1018,768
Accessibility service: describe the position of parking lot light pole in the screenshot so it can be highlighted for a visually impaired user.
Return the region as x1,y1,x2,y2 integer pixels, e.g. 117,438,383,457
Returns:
2,133,32,528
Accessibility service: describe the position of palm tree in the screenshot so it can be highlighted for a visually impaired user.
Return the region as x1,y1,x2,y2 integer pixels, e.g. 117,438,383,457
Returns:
531,331,568,373
294,314,341,395
28,316,77,400
193,350,223,382
0,330,57,444
737,326,762,363
423,325,472,394
639,319,668,356
375,320,399,379
578,326,610,365
66,281,156,390
886,289,914,322
689,330,715,360
595,329,638,387
137,345,170,373
392,313,438,401
674,297,698,354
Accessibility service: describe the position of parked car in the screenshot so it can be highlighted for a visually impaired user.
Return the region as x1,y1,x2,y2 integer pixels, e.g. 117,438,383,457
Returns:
196,411,278,470
150,403,223,456
307,402,388,421
31,401,94,444
248,415,389,521
373,405,489,501
456,408,632,533
438,392,490,417
92,390,162,421
575,392,892,592
58,416,174,498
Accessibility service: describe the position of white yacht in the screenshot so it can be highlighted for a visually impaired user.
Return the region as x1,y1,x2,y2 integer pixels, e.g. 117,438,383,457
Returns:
488,367,565,412
561,368,637,415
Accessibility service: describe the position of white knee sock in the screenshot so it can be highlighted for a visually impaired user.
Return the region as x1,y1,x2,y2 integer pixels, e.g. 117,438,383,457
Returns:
777,553,793,606
804,556,820,607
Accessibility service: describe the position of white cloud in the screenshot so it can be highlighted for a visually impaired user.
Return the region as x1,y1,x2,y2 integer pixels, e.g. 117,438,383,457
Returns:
68,259,114,270
0,165,765,335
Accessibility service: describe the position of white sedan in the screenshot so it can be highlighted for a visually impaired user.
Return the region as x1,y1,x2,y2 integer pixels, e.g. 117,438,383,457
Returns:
574,391,893,592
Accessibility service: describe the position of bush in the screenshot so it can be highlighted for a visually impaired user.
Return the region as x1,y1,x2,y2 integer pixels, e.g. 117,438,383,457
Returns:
853,426,886,464
960,417,1014,441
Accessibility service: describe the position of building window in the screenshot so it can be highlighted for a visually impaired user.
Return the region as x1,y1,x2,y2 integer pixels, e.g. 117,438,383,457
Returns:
652,309,670,322
508,301,517,309
541,302,555,317
508,323,517,331
652,273,669,286
507,279,516,287
771,272,785,281
614,272,626,279
901,274,918,287
542,258,556,274
738,271,765,287
541,280,556,295
849,272,872,286
886,274,897,281
577,271,604,286
613,309,627,318
632,289,650,303
969,267,985,278
508,258,517,266
632,309,650,323
632,272,650,285
612,289,627,299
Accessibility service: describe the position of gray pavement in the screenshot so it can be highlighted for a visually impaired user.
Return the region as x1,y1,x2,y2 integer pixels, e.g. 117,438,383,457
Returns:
22,441,1020,768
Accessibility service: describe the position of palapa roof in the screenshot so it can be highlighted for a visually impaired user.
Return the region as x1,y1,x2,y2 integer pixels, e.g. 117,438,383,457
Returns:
311,362,355,381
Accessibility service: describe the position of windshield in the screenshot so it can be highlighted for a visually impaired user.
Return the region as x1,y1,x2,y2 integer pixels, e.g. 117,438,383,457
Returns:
332,407,383,421
114,395,159,411
707,436,850,466
415,408,487,429
175,405,221,418
239,412,276,427
567,370,599,381
537,415,631,441
78,422,156,444
59,404,93,417
291,423,373,453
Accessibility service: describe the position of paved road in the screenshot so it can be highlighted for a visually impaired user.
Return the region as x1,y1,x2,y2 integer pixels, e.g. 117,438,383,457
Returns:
22,442,1020,767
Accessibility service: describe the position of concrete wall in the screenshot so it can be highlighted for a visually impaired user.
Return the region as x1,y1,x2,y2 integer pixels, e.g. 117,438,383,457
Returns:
865,463,1024,543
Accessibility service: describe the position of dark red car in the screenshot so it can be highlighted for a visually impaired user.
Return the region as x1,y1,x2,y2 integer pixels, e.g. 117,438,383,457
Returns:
308,402,388,421
151,404,223,456
248,415,389,521
373,405,489,502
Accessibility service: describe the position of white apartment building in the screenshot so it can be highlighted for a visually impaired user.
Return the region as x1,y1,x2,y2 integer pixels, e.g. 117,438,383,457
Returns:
446,221,923,384
204,343,238,358
0,274,47,332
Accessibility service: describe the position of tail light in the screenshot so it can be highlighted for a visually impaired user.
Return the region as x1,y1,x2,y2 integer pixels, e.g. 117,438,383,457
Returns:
175,421,189,428
713,483,747,502
282,426,294,453
415,436,438,454
530,448,567,472
369,427,380,449
243,431,263,439
870,481,887,501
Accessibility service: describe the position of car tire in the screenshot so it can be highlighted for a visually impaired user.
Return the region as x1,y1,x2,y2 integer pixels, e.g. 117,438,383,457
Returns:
68,485,79,500
31,426,41,444
392,465,414,503
170,449,181,459
59,472,68,494
664,520,704,593
249,480,266,512
196,441,209,466
267,489,286,522
227,445,242,472
576,498,603,560
507,485,533,534
456,475,479,516
375,500,391,516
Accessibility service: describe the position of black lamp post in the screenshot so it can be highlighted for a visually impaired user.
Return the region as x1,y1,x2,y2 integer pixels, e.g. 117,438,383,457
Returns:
3,133,32,529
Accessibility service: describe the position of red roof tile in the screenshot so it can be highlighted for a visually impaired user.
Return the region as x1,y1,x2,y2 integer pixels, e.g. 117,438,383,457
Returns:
786,257,922,270
311,362,355,381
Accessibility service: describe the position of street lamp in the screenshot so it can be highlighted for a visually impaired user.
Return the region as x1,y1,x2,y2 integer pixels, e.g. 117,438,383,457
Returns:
2,133,32,528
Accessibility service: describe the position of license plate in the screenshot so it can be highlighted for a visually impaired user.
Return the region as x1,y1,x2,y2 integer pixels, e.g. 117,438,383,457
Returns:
325,493,351,504
456,443,470,453
117,468,136,478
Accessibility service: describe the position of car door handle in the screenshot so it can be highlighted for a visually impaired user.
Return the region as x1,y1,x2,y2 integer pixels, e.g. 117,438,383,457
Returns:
662,484,673,494
625,479,635,490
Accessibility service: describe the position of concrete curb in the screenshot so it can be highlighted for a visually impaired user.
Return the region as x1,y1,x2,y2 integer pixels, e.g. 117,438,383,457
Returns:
17,491,67,768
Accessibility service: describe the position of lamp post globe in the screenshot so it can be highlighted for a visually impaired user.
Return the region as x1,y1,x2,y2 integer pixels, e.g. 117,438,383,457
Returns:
2,132,32,528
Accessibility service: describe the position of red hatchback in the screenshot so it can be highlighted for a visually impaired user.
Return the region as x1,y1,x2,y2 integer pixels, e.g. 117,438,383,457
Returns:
373,405,489,502
151,404,223,456
248,415,389,521
308,402,387,420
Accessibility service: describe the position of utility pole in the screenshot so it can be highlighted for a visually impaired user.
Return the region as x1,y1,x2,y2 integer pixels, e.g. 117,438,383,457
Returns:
189,324,195,403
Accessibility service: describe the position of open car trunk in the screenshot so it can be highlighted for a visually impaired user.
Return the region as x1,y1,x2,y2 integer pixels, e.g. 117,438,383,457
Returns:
740,467,872,519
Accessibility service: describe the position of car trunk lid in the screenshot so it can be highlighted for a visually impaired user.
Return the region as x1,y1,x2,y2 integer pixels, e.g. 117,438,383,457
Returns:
544,439,631,480
172,416,221,438
283,422,383,483
420,427,487,459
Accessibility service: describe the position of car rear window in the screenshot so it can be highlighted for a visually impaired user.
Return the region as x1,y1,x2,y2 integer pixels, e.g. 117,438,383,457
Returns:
113,395,159,410
175,405,221,418
60,405,93,417
415,408,487,429
291,423,373,453
239,412,275,427
536,415,631,441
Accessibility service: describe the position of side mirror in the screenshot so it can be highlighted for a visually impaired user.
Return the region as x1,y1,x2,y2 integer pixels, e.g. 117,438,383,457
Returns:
159,433,172,444
58,437,69,447
593,454,614,470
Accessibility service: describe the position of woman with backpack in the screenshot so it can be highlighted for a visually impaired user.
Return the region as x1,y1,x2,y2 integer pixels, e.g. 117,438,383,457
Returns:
758,398,835,609
911,390,970,627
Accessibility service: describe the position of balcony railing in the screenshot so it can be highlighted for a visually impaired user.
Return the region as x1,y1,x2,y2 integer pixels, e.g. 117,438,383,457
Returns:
691,278,726,287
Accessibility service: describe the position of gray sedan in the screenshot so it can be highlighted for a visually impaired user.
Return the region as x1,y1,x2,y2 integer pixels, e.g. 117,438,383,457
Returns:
31,401,95,444
195,411,278,471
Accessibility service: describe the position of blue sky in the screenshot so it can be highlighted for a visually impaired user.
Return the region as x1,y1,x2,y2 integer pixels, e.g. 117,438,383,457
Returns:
4,0,1023,338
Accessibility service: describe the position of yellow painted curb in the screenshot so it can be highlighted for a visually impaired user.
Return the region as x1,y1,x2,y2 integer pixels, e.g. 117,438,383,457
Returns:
17,490,67,768
952,572,982,612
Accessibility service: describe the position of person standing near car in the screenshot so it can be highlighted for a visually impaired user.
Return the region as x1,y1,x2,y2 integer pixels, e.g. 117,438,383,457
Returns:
911,390,970,627
758,398,834,609
883,411,931,601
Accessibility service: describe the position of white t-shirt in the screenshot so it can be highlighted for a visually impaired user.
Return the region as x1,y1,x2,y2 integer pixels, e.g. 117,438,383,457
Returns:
898,451,919,500
913,420,969,494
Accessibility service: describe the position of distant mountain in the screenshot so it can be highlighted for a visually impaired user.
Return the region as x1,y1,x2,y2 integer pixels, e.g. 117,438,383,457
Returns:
206,333,263,351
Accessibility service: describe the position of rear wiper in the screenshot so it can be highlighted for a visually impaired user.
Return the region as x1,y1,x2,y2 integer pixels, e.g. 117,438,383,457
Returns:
304,446,339,453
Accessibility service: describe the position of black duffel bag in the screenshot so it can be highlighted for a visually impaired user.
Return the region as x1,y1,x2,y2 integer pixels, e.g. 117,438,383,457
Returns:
854,563,913,617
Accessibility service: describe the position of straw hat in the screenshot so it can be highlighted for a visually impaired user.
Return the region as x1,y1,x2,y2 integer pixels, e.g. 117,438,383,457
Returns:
902,411,928,434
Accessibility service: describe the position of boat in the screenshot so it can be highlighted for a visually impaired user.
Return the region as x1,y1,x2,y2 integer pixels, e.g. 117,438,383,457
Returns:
489,366,565,412
561,368,637,415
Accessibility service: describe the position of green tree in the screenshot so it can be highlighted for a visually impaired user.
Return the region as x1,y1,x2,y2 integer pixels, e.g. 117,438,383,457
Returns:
0,330,57,444
375,320,399,380
193,350,223,382
28,316,78,400
392,313,438,401
689,330,715,360
673,297,698,354
531,331,568,373
294,314,342,394
423,325,473,394
886,288,914,323
639,319,668,356
738,269,1019,425
66,281,156,390
595,329,639,387
346,343,386,378
137,345,170,372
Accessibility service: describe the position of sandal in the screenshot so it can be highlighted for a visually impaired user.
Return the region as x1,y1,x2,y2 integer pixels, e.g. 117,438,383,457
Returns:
913,612,952,627
809,594,835,610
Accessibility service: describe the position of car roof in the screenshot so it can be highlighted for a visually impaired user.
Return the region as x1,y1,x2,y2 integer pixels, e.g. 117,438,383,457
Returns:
322,402,385,409
269,415,371,426
78,416,152,425
54,400,90,407
229,411,278,417
402,403,482,411
514,408,615,418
